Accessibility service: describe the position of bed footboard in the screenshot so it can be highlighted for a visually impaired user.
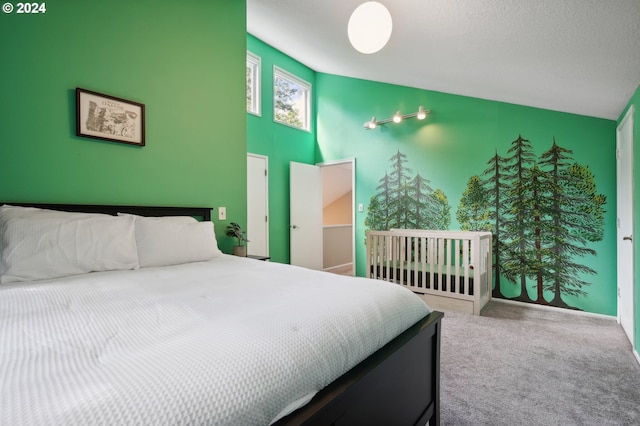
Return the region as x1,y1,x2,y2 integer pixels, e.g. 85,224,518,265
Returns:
275,310,443,426
366,229,493,315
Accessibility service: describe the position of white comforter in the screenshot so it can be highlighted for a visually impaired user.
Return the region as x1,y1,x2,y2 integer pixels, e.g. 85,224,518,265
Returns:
0,255,430,425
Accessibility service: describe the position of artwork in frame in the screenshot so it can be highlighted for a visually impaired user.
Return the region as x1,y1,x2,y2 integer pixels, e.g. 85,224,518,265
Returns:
76,88,145,146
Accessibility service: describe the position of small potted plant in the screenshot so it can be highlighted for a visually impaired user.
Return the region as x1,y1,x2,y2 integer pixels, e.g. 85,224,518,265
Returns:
226,222,249,256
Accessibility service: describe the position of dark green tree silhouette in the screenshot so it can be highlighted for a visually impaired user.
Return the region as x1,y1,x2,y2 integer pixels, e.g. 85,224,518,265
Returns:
364,195,386,231
521,162,556,304
430,189,451,230
470,135,606,310
538,140,597,307
501,135,536,302
457,175,491,231
481,149,509,297
387,150,413,228
365,151,450,233
563,163,606,242
407,173,435,229
366,170,394,232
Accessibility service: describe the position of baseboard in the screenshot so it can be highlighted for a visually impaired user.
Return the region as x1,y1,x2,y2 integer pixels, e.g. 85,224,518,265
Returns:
491,298,616,321
323,262,353,273
634,349,640,366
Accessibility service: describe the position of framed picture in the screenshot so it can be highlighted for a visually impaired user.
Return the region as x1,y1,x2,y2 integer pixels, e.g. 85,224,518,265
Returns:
76,88,145,146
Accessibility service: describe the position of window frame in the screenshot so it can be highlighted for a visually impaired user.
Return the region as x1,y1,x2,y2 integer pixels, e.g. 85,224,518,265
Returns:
273,66,311,132
246,51,261,116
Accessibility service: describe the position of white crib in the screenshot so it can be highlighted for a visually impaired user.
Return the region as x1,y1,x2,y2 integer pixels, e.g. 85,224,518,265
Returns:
366,229,493,315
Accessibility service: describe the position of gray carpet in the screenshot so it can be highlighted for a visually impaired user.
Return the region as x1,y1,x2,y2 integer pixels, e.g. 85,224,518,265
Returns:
439,300,640,426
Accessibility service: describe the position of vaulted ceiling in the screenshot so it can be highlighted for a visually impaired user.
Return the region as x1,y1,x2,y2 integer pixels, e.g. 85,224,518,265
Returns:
247,0,640,120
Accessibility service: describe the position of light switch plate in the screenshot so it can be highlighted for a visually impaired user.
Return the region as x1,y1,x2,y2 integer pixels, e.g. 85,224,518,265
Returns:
218,207,226,220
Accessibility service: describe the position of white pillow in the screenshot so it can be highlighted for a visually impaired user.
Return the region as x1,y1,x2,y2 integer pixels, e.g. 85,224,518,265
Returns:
0,205,139,284
121,214,222,268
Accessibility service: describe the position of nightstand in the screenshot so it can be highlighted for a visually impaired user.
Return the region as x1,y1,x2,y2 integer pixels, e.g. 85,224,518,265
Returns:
247,254,270,261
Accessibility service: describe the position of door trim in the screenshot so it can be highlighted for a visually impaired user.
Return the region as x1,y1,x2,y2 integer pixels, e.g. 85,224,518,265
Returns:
616,105,634,347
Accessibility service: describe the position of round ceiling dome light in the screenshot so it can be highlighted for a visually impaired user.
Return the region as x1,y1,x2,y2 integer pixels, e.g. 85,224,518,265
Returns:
348,2,392,54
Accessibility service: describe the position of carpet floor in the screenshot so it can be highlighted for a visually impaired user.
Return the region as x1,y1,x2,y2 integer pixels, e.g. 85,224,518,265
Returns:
439,300,640,426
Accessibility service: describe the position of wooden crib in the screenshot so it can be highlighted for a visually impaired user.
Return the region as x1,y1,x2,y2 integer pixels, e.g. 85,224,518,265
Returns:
366,229,493,315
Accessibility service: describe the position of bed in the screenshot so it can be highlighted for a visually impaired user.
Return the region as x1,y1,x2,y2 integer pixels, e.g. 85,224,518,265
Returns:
0,202,443,426
366,229,492,315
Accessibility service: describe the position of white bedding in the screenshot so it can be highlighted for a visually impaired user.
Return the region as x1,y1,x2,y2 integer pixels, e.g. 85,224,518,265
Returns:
0,255,430,425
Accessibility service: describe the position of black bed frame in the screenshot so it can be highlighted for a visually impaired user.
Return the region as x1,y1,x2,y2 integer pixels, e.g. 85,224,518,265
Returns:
1,202,212,221
2,202,443,426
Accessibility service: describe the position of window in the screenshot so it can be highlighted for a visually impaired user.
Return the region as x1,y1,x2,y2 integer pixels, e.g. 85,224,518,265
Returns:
273,66,311,131
246,51,261,116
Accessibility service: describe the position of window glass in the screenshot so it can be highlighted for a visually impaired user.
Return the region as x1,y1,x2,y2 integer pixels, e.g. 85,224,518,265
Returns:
246,52,261,115
273,66,311,131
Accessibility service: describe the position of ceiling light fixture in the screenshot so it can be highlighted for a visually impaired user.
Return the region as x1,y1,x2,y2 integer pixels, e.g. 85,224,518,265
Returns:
416,106,427,120
348,2,393,54
363,106,431,130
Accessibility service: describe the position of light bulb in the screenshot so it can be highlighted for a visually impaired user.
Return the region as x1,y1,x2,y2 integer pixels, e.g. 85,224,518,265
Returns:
392,111,402,123
417,106,426,120
364,117,377,129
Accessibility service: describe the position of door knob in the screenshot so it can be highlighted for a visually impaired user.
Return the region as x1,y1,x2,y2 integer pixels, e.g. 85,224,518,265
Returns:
623,235,633,241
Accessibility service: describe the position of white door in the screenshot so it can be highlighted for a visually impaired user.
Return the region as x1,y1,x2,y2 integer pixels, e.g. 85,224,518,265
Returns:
617,106,634,346
247,154,269,257
290,162,323,269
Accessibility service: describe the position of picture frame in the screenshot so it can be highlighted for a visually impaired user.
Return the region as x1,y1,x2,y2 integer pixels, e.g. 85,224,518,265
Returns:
76,88,145,146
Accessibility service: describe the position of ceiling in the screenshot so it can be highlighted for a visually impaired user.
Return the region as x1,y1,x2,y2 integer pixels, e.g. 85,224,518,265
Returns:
322,163,353,208
247,0,640,120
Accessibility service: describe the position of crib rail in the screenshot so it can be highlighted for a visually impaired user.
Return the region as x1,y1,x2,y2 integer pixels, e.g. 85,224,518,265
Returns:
366,229,492,314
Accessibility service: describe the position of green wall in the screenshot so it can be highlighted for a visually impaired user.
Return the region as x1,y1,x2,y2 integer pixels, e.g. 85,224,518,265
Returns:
0,0,247,253
246,35,316,263
617,84,640,353
316,74,618,315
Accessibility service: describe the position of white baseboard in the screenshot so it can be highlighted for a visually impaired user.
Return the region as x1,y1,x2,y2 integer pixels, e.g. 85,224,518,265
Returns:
323,263,353,273
491,298,616,321
634,349,640,367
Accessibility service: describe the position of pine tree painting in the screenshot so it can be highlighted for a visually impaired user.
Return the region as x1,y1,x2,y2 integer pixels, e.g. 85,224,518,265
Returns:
469,135,606,310
480,150,509,297
365,150,450,231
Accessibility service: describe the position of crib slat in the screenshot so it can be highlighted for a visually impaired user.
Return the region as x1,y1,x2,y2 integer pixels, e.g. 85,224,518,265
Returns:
429,236,435,290
420,236,426,290
463,239,470,295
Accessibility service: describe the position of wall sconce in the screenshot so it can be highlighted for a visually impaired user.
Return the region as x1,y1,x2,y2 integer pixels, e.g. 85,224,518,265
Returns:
363,106,430,129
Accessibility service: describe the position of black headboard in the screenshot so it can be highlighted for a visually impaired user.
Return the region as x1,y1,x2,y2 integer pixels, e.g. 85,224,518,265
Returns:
0,203,212,221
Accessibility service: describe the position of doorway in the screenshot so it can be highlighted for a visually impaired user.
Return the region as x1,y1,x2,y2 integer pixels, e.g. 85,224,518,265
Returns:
616,105,634,346
321,160,355,276
289,159,356,275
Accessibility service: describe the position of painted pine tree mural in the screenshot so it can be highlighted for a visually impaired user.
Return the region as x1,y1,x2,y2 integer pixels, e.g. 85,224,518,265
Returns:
522,162,556,304
365,150,450,231
457,175,491,232
462,135,606,310
537,140,605,308
501,135,536,303
481,150,509,297
408,173,435,229
430,189,451,230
